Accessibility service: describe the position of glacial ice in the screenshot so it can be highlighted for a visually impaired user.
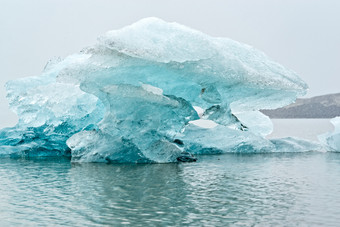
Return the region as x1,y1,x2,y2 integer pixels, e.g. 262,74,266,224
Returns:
270,137,325,153
319,117,340,151
0,17,314,162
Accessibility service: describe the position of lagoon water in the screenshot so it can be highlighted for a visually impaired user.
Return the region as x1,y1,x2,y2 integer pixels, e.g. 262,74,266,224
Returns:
0,119,340,226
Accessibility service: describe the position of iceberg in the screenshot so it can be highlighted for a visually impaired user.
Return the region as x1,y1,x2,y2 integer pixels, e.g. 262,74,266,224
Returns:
0,18,311,162
319,117,340,151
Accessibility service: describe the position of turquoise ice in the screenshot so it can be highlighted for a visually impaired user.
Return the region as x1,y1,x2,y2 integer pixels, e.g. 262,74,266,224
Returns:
0,18,313,162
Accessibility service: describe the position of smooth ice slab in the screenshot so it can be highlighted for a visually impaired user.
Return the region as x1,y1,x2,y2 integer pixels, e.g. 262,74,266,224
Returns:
0,18,310,162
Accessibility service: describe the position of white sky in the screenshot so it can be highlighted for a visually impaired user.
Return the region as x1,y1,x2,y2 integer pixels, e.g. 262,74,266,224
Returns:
0,0,339,128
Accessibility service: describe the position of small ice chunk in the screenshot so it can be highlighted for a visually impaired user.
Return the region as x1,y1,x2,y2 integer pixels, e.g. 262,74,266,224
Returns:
319,117,340,151
271,137,325,153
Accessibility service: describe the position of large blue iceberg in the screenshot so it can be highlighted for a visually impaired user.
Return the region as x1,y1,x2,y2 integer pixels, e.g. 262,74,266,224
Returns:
0,18,312,163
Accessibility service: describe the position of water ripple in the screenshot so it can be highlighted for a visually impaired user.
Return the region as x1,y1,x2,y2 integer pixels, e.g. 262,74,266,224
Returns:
0,153,340,226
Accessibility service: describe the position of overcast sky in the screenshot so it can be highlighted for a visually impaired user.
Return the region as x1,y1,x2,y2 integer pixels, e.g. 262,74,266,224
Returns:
0,0,339,128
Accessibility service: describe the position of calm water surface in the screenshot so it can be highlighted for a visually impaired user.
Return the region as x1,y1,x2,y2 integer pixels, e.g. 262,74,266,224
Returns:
0,119,340,226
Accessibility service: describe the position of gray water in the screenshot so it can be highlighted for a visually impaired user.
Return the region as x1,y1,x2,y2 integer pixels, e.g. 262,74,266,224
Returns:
1,119,340,226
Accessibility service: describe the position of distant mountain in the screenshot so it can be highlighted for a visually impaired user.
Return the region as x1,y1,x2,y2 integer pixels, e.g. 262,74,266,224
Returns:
261,93,340,118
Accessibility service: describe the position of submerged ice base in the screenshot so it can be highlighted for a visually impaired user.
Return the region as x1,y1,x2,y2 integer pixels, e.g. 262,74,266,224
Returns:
0,18,316,163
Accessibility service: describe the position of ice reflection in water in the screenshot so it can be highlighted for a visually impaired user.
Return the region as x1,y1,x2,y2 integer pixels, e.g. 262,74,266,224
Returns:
1,153,340,226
